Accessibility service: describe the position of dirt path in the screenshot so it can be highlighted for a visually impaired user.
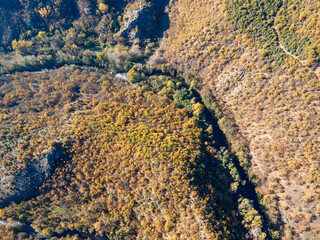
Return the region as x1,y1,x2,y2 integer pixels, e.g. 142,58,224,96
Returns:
278,42,301,62
274,27,320,79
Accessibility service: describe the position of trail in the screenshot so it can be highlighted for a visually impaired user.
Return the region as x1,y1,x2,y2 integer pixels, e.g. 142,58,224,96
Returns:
279,42,301,62
274,27,320,79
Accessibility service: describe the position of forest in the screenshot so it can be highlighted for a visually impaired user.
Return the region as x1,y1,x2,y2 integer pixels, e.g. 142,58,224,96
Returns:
0,0,319,239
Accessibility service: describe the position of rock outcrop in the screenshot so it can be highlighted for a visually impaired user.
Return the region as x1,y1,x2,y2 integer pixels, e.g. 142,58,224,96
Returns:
0,143,64,208
118,0,169,42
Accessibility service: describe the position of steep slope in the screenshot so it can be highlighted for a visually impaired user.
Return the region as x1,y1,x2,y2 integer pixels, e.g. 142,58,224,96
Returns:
0,0,168,51
0,0,79,48
0,67,254,239
0,0,319,239
0,0,170,75
156,0,320,238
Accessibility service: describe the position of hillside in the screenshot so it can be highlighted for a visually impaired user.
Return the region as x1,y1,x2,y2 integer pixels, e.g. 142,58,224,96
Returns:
0,0,319,239
157,0,320,239
0,67,267,239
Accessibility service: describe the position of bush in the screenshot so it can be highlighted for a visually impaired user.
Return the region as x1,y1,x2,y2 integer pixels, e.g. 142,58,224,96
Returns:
127,68,140,82
12,40,34,55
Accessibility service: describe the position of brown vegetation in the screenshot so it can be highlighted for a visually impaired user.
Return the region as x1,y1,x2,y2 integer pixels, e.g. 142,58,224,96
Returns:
157,0,320,238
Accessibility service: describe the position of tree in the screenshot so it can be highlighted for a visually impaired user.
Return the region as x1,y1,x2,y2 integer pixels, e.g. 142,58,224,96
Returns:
127,68,139,83
98,3,109,13
12,39,34,55
38,31,47,41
